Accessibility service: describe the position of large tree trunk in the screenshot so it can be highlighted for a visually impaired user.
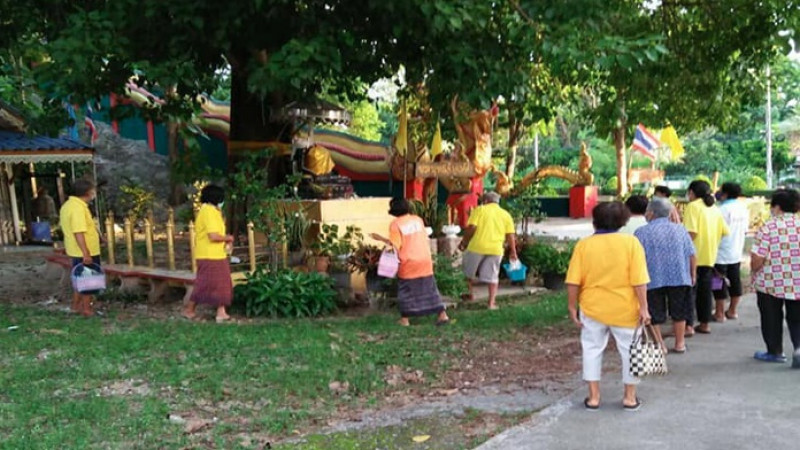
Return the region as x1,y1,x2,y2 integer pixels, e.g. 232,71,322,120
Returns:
227,51,294,239
612,125,628,198
556,115,572,148
505,116,522,180
166,120,182,206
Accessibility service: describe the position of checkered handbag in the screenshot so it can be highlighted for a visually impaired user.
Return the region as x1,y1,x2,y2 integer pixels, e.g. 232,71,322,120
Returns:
629,324,668,377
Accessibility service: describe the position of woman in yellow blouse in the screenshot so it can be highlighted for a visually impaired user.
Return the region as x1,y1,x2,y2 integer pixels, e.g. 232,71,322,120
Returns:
183,185,234,322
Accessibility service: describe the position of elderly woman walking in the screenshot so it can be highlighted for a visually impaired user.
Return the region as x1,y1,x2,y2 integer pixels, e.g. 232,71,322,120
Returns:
566,202,651,411
751,189,800,367
183,185,234,323
634,197,697,353
371,198,450,327
683,180,729,335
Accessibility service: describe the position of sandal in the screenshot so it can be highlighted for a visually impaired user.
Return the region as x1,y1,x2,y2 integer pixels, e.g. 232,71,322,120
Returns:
584,397,600,411
623,397,642,412
215,316,232,324
725,311,739,320
669,347,686,354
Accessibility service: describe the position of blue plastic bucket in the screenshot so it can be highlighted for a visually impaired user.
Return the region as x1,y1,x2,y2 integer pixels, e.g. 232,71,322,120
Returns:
502,262,528,282
30,221,52,242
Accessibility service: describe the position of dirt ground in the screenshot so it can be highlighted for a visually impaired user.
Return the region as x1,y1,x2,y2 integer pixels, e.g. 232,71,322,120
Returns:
1,248,584,448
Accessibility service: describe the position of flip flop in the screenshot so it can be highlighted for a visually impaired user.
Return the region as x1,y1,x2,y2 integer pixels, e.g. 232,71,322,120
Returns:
623,397,642,412
694,326,711,334
725,312,739,320
584,398,600,411
670,347,687,354
215,316,232,324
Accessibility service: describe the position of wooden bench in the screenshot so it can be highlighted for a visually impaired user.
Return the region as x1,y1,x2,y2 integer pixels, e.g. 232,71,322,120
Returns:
45,253,196,303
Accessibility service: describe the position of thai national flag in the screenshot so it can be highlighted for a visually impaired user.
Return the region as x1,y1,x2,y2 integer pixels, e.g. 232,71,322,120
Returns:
84,105,98,144
631,123,661,160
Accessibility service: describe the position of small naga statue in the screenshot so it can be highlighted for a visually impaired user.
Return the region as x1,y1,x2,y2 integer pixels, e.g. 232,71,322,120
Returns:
577,141,594,186
511,141,595,195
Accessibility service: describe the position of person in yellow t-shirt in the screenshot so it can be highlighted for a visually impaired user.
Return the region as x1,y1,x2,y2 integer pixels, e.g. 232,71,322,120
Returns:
460,191,518,310
682,180,729,334
59,179,102,317
566,201,651,411
183,185,234,323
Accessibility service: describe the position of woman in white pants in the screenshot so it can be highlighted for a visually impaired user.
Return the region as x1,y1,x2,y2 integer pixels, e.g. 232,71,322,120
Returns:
566,202,651,411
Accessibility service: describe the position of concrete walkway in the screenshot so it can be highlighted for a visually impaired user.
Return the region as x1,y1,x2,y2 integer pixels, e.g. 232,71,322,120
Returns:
476,293,800,450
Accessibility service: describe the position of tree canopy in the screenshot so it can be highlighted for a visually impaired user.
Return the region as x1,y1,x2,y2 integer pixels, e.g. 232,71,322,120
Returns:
2,0,798,190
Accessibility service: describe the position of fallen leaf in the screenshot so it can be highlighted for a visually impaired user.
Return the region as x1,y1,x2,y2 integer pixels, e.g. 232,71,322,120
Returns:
184,418,212,434
40,328,67,335
328,381,349,393
412,435,431,443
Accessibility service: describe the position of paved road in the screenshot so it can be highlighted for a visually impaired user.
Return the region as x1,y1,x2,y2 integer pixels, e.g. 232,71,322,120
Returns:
477,293,800,450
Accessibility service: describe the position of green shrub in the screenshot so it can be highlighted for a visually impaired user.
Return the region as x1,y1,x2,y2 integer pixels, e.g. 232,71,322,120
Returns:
519,241,575,275
434,254,468,300
233,268,338,318
605,176,618,192
742,175,768,192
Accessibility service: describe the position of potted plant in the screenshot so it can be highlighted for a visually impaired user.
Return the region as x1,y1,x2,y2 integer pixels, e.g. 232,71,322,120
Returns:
311,223,364,273
347,243,383,292
277,205,310,267
519,241,575,290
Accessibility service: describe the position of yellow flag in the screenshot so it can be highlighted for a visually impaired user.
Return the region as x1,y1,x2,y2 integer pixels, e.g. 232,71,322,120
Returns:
395,102,408,157
430,121,443,159
660,125,685,160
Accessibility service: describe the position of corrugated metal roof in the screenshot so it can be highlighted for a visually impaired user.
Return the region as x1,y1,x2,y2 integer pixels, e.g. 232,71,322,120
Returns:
0,131,93,151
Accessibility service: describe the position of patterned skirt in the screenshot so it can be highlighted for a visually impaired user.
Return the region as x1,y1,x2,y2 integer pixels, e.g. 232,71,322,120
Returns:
397,275,445,317
190,259,233,307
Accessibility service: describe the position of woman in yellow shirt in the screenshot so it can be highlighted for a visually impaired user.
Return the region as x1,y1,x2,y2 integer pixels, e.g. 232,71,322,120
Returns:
682,180,729,334
566,202,651,411
183,185,234,323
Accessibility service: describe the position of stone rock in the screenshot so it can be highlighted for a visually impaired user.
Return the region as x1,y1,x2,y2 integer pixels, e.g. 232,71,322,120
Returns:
92,122,171,220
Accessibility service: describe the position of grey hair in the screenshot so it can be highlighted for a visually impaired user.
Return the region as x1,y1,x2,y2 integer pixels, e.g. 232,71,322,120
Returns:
482,191,501,204
646,196,673,219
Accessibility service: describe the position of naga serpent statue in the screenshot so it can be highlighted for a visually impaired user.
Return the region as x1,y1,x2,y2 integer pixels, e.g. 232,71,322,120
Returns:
510,142,595,195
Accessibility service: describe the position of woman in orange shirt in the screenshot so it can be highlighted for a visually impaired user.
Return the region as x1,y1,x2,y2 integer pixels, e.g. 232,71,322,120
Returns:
371,198,450,326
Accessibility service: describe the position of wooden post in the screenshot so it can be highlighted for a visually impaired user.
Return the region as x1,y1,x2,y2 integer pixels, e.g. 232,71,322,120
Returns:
105,211,115,265
247,221,256,273
124,216,134,267
166,208,175,271
188,221,197,273
144,217,154,268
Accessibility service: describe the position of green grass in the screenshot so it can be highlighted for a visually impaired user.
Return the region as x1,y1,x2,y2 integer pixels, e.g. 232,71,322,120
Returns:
0,293,566,449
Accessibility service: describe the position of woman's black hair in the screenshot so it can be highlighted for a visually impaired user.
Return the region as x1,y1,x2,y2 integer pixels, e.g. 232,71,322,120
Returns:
654,185,672,197
199,185,225,205
719,182,742,200
771,189,800,214
688,180,715,207
592,201,631,231
624,195,648,215
388,197,410,217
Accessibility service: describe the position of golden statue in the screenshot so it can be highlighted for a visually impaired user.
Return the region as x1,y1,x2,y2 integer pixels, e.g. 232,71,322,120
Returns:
305,145,335,176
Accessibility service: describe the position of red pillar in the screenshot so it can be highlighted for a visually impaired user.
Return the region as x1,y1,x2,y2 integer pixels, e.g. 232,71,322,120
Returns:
404,178,424,201
569,185,598,218
446,177,483,229
109,93,119,133
146,121,156,152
